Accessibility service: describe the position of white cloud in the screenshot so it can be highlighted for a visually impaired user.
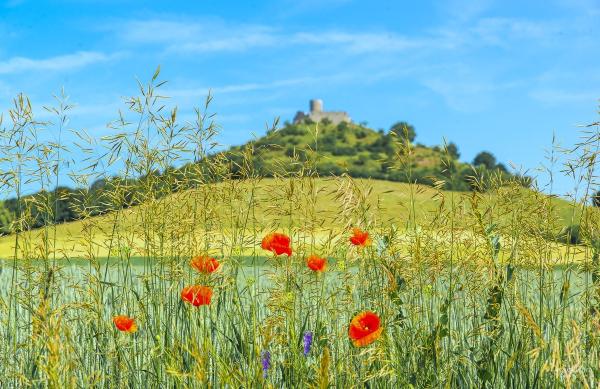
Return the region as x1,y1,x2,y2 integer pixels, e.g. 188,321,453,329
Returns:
469,18,561,47
112,14,574,59
117,19,279,53
276,0,353,15
438,0,494,23
174,31,279,53
164,70,390,103
111,15,588,115
118,20,205,44
113,18,430,55
0,51,122,74
291,32,426,53
6,12,585,129
166,77,318,99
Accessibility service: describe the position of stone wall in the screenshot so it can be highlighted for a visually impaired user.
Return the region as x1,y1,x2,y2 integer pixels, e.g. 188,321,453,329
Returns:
308,111,351,125
293,100,351,125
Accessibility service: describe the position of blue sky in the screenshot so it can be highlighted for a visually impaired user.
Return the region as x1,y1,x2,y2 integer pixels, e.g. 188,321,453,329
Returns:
0,0,599,197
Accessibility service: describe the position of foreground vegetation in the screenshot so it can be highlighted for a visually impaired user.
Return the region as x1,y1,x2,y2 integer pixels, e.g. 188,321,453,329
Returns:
0,70,599,387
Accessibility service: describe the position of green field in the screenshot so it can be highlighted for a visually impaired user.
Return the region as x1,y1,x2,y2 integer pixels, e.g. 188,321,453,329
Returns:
0,177,590,264
2,76,600,388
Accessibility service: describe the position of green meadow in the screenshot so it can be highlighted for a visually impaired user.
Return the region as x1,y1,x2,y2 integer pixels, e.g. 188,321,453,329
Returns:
1,74,600,388
0,178,589,263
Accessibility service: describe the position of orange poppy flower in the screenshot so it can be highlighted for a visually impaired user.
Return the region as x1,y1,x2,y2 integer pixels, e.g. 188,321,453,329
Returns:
261,232,292,256
181,285,212,306
113,315,137,333
348,311,382,347
349,228,371,247
306,254,327,272
190,255,220,274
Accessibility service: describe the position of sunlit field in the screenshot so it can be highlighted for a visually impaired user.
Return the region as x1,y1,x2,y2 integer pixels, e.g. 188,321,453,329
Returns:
1,74,600,387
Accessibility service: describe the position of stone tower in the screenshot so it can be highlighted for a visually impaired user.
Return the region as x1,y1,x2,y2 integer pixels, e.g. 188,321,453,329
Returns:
310,99,323,114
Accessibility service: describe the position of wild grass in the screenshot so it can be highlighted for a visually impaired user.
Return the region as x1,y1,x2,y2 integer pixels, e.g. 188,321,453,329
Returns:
0,69,599,387
0,178,586,264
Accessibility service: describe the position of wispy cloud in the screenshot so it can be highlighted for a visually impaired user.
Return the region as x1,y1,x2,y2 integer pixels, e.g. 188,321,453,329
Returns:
166,77,318,99
469,18,563,47
112,14,572,58
175,31,279,53
164,70,392,102
105,15,592,116
112,18,431,55
116,19,278,53
278,0,353,13
291,32,426,53
438,0,494,23
0,51,122,74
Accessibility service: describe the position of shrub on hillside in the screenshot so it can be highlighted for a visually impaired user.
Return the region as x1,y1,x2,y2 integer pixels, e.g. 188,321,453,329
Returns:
332,145,357,156
558,224,581,245
593,190,600,207
355,129,368,139
319,132,337,148
316,161,345,176
0,204,14,235
279,125,307,136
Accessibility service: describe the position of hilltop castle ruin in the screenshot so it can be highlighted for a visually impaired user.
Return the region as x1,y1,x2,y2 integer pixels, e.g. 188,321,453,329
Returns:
293,99,351,125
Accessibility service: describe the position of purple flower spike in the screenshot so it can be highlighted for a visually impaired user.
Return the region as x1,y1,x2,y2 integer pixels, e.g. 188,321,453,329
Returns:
261,350,271,378
303,331,313,356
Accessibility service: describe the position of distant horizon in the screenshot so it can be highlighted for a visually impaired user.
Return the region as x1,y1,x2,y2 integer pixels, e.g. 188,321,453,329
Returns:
0,0,598,198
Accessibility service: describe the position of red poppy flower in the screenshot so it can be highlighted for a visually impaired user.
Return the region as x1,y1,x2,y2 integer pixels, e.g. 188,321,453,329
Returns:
348,311,382,347
113,315,137,333
261,232,292,256
190,255,220,274
306,254,327,272
349,228,371,247
181,285,212,306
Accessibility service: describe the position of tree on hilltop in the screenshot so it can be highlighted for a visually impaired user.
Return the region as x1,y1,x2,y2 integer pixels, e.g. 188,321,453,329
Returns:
446,142,460,159
473,151,497,170
390,122,416,142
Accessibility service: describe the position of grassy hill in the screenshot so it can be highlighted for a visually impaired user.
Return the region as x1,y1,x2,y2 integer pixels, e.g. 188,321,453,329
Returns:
0,177,589,263
223,119,523,191
0,119,528,237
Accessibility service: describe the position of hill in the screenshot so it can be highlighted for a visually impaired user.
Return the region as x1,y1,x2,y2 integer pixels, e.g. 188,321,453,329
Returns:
0,118,528,236
0,177,587,262
223,119,526,191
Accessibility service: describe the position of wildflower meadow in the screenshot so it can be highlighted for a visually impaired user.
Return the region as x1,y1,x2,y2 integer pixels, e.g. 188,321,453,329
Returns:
0,72,599,388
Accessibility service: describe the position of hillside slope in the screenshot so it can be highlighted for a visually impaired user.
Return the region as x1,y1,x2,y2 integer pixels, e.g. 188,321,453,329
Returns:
0,119,527,235
0,177,586,262
223,120,524,191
